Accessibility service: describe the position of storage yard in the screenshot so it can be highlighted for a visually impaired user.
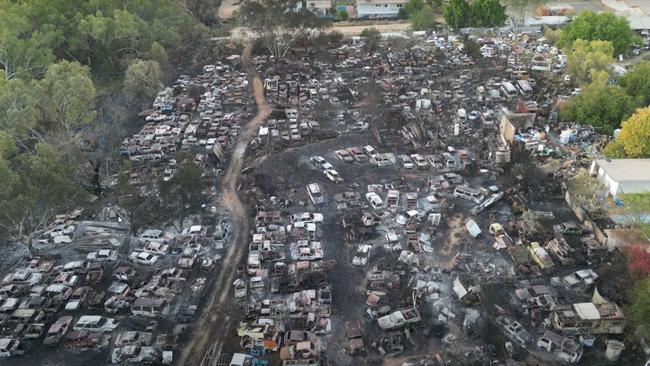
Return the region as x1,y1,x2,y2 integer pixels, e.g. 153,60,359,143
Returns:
1,27,649,366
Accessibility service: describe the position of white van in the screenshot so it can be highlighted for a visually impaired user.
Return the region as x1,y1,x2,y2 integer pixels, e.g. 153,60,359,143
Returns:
453,186,484,204
73,315,119,333
131,298,169,318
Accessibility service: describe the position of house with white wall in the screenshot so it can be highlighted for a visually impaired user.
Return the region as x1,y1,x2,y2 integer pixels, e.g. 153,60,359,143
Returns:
356,0,407,18
590,159,650,197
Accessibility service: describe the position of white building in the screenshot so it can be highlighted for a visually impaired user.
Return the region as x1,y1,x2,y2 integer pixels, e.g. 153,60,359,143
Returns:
590,159,650,197
297,0,333,16
356,0,407,18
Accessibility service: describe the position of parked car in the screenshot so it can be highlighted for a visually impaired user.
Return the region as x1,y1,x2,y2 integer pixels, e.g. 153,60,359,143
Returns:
0,338,28,357
43,316,73,346
410,154,428,169
111,345,161,364
497,316,533,345
113,266,137,283
378,308,421,330
290,212,324,223
310,156,333,170
128,252,159,266
86,249,118,262
362,145,378,158
553,222,583,236
397,155,414,169
307,183,325,205
324,169,344,184
73,315,119,333
335,149,354,162
114,331,153,347
65,287,89,311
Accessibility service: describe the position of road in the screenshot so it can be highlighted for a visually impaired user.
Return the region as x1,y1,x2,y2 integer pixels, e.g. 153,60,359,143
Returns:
176,42,272,366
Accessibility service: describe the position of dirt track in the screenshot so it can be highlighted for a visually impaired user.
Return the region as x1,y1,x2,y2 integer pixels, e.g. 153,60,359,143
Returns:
177,42,272,366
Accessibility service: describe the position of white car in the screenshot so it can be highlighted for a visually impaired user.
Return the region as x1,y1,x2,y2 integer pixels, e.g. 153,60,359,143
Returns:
365,192,385,210
410,154,428,169
73,315,119,333
114,331,153,347
310,156,333,170
87,249,118,262
362,145,378,158
468,110,479,120
324,169,344,184
291,212,324,223
398,155,414,169
335,149,354,162
128,252,159,265
307,183,325,205
111,345,160,364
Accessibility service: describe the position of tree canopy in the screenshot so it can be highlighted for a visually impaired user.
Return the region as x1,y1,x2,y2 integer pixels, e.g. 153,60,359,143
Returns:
239,0,329,59
604,107,650,158
0,0,210,79
360,28,381,52
619,61,650,106
565,39,614,85
0,0,215,252
559,11,633,56
629,277,650,339
561,81,636,136
443,0,506,29
124,59,163,107
411,6,438,30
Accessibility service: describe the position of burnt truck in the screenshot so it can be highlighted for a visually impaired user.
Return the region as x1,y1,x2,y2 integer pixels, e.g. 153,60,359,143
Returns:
378,308,421,330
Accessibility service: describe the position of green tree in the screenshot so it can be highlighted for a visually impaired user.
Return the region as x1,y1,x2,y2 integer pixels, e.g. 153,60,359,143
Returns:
444,0,471,29
37,61,97,132
160,158,206,226
405,0,426,17
565,39,615,85
360,27,381,52
123,59,162,106
411,6,438,30
559,11,633,56
471,0,507,27
0,77,39,139
147,42,169,69
543,25,562,45
239,0,330,59
0,142,86,254
0,2,56,80
619,61,650,106
337,9,349,21
561,81,636,135
605,106,650,158
629,277,650,339
114,160,161,234
462,36,481,58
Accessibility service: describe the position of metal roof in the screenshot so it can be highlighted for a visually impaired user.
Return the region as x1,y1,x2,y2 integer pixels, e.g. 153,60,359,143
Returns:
595,159,650,182
573,303,601,321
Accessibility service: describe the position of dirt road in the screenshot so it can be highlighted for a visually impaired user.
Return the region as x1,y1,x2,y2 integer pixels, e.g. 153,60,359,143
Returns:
177,42,271,366
228,21,412,40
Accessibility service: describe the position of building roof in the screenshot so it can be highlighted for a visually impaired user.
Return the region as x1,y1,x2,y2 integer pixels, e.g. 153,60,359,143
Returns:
595,159,650,182
627,15,650,29
573,303,601,320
